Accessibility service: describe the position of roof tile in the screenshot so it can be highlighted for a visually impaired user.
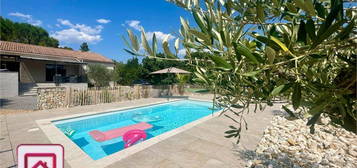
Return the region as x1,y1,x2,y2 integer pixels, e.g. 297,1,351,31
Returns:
0,41,113,63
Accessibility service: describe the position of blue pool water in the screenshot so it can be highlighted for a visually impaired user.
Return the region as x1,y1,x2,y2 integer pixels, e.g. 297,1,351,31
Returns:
53,100,219,160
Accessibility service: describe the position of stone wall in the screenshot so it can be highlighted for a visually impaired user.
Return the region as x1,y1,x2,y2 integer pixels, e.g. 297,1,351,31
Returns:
37,85,186,110
37,87,67,110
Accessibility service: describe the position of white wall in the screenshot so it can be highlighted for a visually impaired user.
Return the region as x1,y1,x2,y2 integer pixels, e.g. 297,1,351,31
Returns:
0,72,18,98
82,62,114,71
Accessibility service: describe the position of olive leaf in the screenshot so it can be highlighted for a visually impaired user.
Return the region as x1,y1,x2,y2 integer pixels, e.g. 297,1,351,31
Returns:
174,38,180,55
282,105,297,118
141,29,153,55
292,83,301,110
162,35,175,58
152,33,157,57
127,29,139,51
189,29,211,45
209,55,232,70
265,46,276,64
242,70,263,77
305,19,316,40
316,2,343,37
180,17,190,32
311,20,344,49
233,42,260,64
192,10,207,33
307,112,322,134
271,84,287,96
270,36,292,55
297,20,307,43
256,36,281,51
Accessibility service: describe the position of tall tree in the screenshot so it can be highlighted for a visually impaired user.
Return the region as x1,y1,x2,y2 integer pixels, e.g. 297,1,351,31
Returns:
0,17,59,47
80,42,90,52
59,46,73,50
113,58,143,85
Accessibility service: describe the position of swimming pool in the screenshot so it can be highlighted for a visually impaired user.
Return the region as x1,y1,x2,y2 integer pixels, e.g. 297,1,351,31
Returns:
53,100,220,160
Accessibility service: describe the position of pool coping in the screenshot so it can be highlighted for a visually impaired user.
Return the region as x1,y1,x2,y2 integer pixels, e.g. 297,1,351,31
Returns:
36,98,221,168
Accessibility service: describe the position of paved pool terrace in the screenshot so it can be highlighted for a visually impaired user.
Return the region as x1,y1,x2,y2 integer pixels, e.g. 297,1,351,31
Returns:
0,96,281,168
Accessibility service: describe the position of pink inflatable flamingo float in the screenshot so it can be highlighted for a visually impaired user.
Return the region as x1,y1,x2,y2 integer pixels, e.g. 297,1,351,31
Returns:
123,129,147,148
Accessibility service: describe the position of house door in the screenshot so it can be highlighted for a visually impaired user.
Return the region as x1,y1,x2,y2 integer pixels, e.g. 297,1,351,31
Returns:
46,64,66,81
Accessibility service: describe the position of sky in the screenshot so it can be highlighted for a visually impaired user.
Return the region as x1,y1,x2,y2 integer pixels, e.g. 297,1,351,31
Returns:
1,0,193,62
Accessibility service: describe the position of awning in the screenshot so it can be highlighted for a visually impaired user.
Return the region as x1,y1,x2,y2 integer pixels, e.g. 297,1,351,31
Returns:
20,55,84,63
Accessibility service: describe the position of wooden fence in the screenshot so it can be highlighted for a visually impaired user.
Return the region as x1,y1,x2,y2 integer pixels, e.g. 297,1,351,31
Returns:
37,85,184,110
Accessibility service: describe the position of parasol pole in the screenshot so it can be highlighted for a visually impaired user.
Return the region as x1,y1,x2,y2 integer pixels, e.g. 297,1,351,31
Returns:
168,75,170,101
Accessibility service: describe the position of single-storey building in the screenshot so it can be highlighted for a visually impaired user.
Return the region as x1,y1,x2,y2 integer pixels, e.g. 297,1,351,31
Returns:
0,41,114,97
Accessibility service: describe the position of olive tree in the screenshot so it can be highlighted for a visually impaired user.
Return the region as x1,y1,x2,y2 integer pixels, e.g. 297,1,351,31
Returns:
123,0,357,141
87,64,113,87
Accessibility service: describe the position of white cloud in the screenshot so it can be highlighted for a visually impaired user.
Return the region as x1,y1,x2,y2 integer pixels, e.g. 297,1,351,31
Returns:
145,31,175,41
97,19,111,24
57,19,73,26
123,20,175,44
177,48,199,56
9,12,31,19
125,20,142,31
8,12,42,26
123,20,175,41
178,49,187,56
51,19,103,44
177,47,212,56
51,29,102,44
56,19,103,34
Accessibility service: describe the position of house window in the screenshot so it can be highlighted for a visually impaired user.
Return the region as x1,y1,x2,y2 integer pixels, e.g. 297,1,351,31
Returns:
0,55,19,71
46,64,66,81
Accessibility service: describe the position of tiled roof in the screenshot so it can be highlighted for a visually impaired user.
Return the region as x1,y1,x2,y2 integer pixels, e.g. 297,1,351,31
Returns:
0,41,113,63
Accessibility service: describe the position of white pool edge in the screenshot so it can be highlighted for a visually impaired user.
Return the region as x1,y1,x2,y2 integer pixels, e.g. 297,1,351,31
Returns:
36,98,221,168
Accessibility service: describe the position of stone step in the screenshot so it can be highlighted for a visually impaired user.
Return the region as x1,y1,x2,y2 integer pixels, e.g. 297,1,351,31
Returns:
22,92,37,96
20,86,38,96
21,92,37,95
36,83,58,87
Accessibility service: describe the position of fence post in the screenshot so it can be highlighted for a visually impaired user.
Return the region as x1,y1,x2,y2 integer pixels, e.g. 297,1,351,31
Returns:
114,86,118,102
84,89,87,105
100,87,103,104
83,89,85,105
65,88,69,107
95,87,97,104
104,87,106,103
119,86,121,101
70,88,73,107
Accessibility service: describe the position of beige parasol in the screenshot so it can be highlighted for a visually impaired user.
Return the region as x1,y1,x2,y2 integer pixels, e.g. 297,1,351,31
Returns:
150,67,191,100
150,67,191,74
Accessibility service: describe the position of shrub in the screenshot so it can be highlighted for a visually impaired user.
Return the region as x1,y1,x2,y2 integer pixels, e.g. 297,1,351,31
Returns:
87,64,112,87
